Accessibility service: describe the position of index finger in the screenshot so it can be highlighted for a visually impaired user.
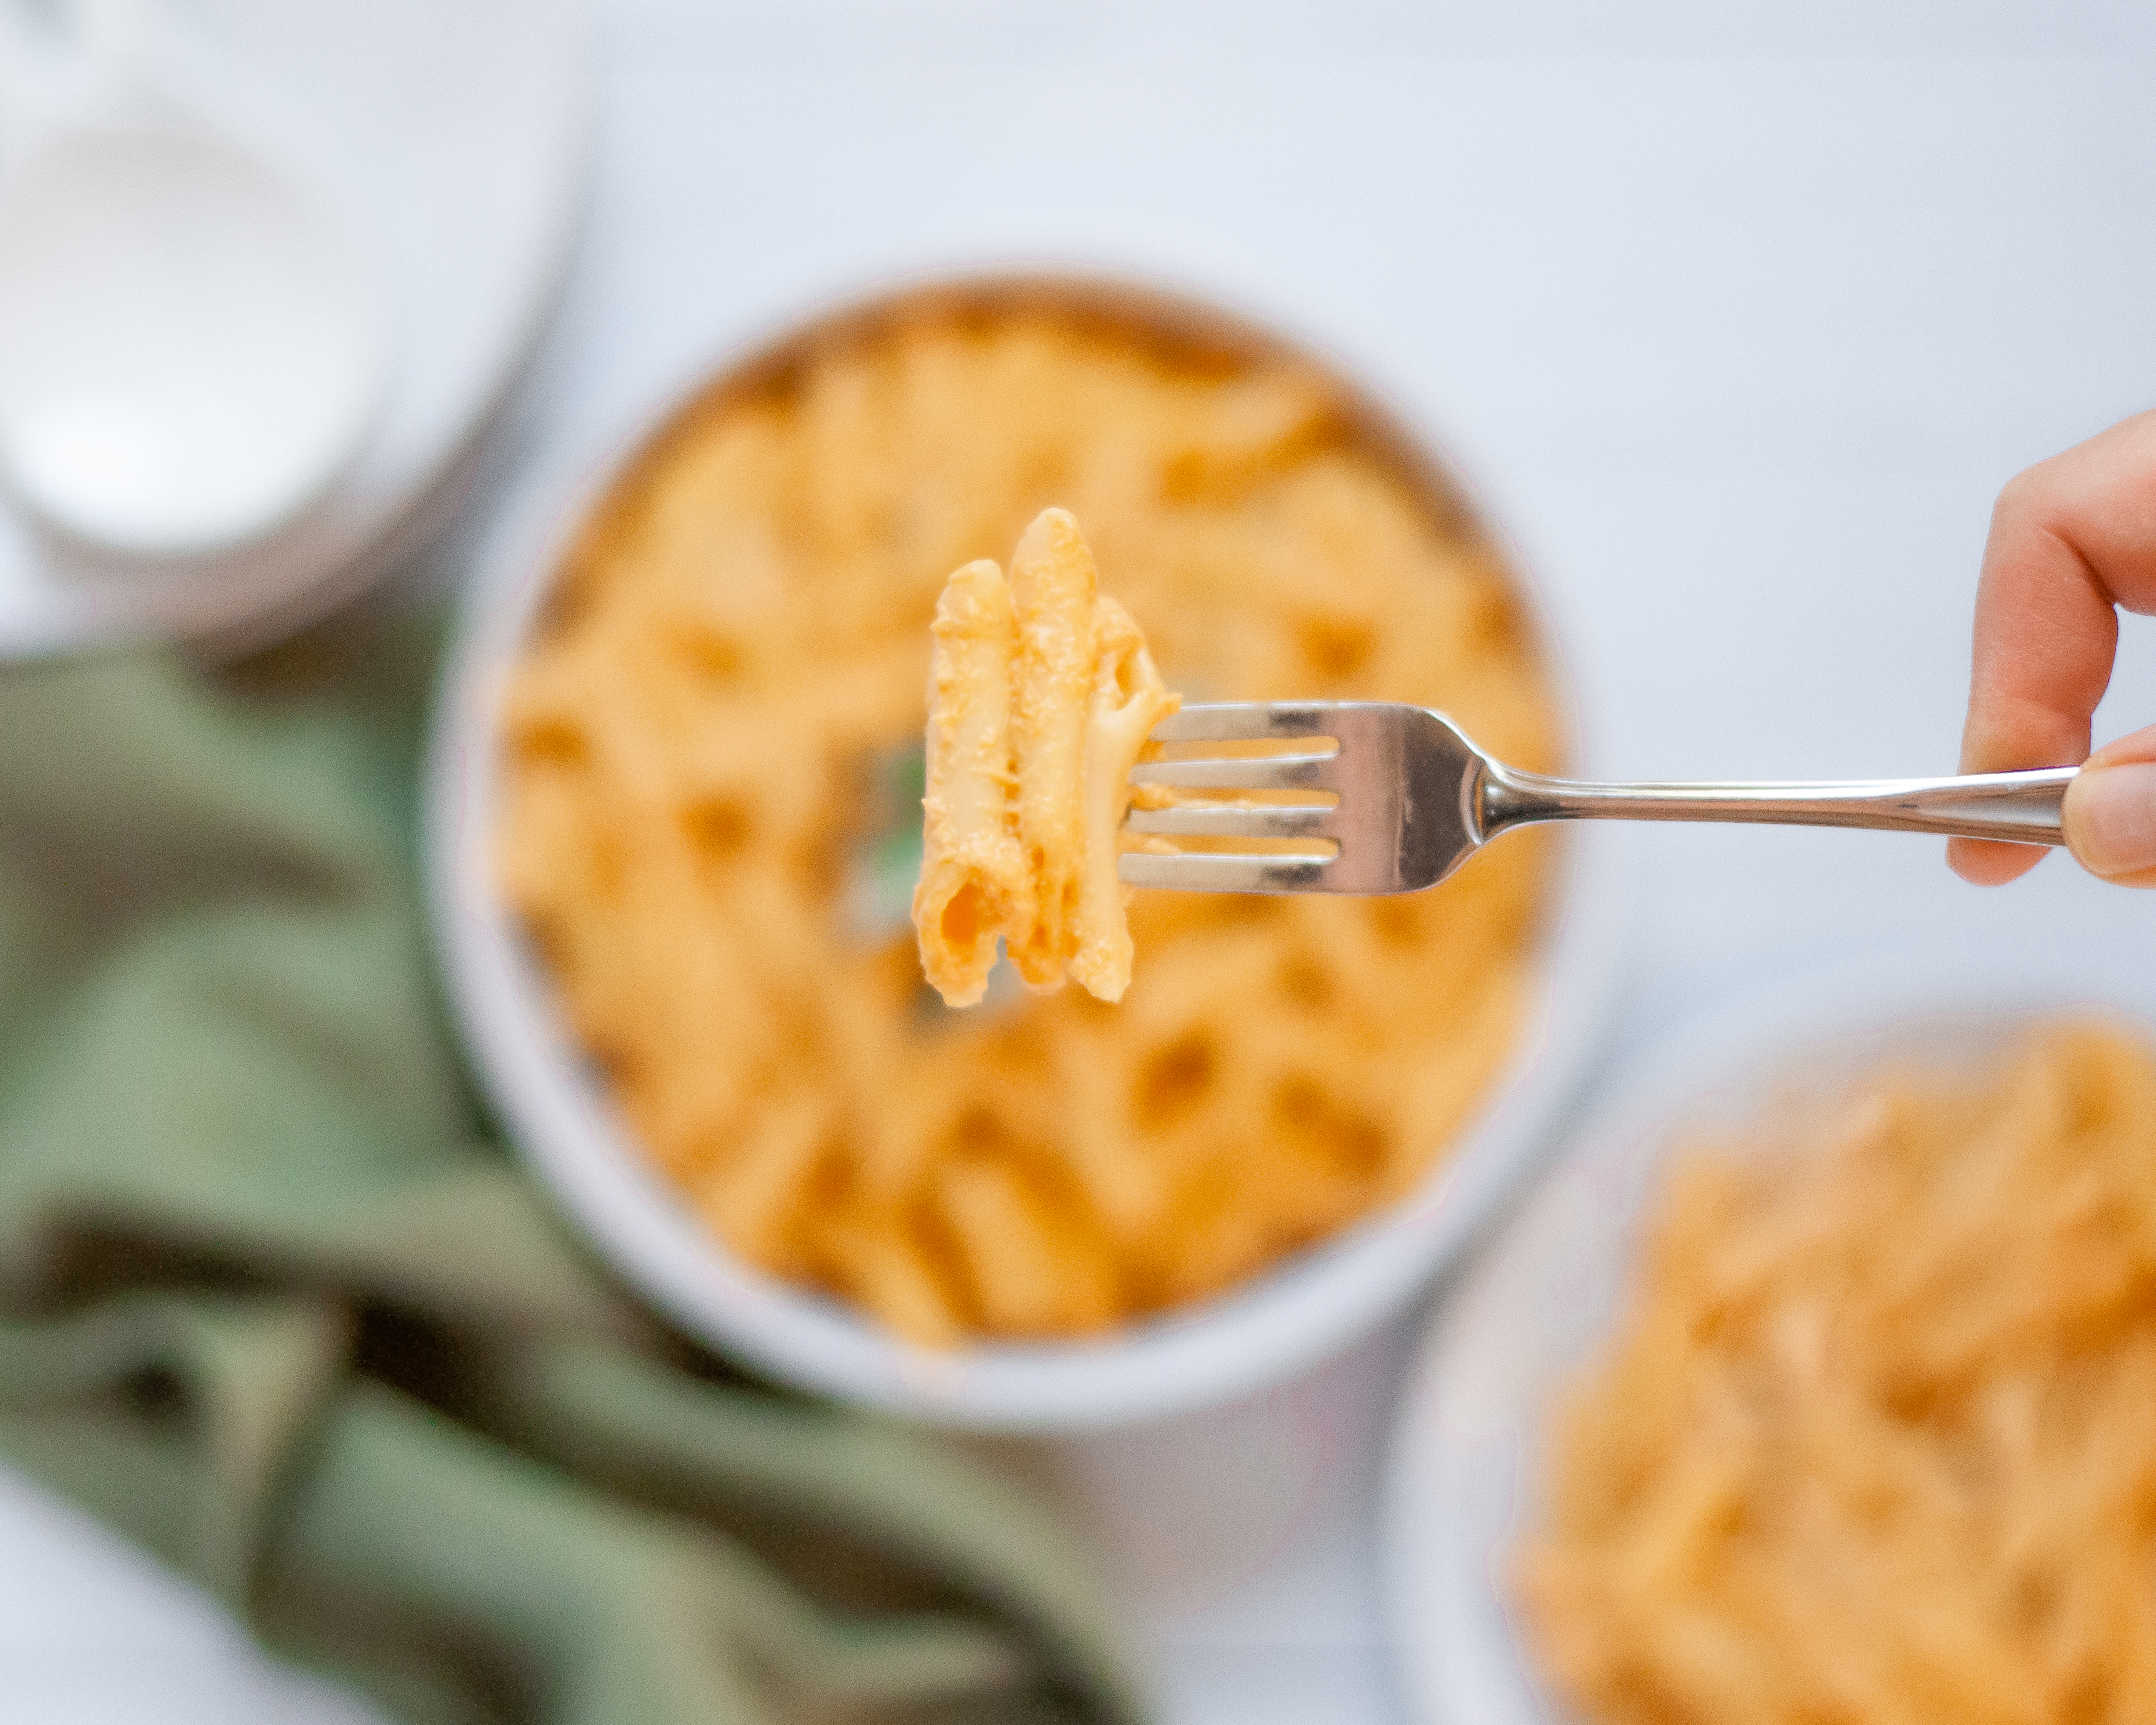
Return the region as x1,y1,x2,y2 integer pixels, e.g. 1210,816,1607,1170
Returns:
1950,410,2156,884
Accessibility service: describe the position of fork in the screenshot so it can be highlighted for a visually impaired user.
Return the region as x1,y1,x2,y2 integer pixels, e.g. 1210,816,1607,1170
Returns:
1119,703,2077,894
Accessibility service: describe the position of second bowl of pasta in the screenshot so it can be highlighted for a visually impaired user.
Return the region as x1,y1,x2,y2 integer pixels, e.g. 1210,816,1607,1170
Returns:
428,273,1625,1428
1384,949,2156,1724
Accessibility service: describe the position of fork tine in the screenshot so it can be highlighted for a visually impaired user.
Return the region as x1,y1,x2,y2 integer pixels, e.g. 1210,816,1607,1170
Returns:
1117,851,1332,893
1125,803,1337,839
1148,703,1337,743
1130,752,1335,791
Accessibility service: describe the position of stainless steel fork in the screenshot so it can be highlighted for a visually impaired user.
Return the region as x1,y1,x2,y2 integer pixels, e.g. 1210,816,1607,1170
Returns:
1119,703,2077,894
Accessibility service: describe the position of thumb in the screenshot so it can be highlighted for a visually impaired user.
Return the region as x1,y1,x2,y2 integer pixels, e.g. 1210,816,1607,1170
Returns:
2063,722,2156,887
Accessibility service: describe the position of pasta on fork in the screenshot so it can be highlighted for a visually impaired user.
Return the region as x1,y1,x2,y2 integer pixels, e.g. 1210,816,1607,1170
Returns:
914,508,1180,1006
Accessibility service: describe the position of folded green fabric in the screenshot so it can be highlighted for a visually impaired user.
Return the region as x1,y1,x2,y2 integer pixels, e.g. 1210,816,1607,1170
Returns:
0,618,1144,1725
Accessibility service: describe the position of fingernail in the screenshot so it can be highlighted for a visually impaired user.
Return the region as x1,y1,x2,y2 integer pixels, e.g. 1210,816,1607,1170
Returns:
2067,763,2156,878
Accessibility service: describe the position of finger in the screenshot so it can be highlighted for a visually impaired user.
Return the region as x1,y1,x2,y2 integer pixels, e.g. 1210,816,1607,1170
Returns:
2064,719,2156,887
1948,503,2111,883
1953,410,2156,885
1961,411,2156,771
1947,832,2049,886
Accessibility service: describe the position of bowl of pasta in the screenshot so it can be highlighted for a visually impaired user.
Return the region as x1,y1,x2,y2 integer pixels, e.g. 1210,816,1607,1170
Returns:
428,273,1626,1429
1384,949,2156,1724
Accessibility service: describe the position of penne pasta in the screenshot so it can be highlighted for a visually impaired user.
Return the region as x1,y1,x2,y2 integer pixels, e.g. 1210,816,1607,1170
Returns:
1070,595,1178,1001
915,513,1180,1007
913,559,1027,1007
1007,508,1104,989
1516,1021,2156,1725
497,298,1558,1343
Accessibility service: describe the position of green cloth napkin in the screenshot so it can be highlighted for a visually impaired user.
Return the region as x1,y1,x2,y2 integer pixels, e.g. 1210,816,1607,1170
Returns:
0,616,1144,1725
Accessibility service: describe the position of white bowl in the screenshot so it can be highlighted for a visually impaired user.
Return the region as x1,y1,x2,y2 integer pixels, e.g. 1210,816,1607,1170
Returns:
0,0,591,658
1381,949,2156,1724
425,276,1630,1431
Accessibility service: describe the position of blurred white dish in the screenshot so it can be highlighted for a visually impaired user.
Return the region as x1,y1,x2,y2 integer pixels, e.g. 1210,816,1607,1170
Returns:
0,0,589,657
425,279,1633,1432
1381,950,2156,1725
0,0,388,558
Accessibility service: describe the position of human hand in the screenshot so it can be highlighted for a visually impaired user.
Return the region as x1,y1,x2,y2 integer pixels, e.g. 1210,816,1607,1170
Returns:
1950,411,2156,888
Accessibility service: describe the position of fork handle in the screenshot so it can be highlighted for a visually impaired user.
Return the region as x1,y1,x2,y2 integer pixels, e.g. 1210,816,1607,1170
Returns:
1478,763,2076,846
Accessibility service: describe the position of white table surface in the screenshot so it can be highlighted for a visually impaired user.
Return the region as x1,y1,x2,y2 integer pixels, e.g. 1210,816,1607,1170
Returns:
7,7,2156,1720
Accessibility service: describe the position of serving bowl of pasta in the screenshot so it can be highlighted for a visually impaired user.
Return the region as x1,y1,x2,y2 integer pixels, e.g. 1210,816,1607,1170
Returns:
1384,950,2156,1724
428,273,1625,1429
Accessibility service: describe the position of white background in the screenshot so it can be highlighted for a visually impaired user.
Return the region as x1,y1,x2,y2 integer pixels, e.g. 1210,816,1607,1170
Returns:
6,5,2156,1721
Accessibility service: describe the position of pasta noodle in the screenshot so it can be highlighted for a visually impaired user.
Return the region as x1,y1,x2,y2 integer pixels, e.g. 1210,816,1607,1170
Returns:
497,289,1559,1344
914,508,1180,1006
1516,1019,2156,1725
914,558,1025,1006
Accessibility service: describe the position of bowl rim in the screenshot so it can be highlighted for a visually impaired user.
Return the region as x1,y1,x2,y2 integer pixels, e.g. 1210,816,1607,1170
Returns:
1379,947,2156,1724
423,268,1632,1431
